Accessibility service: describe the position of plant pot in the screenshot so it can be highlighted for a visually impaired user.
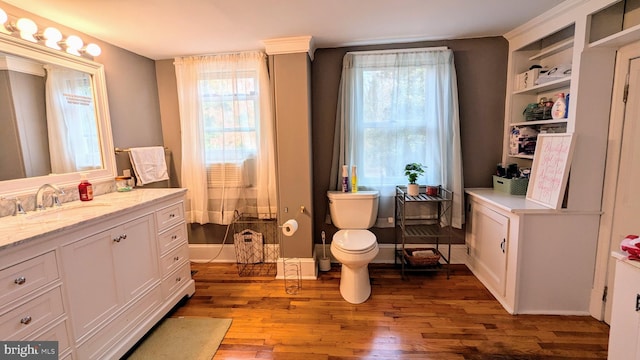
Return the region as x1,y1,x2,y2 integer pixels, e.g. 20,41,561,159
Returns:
407,183,419,196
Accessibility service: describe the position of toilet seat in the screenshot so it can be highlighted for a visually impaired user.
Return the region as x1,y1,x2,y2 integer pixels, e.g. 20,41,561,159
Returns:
333,230,377,253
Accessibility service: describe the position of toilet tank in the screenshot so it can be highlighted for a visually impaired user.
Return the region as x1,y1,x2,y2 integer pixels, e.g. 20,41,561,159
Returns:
327,191,379,229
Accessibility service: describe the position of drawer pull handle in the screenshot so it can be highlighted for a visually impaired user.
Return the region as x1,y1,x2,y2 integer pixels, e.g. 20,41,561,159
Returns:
113,234,128,242
169,213,175,218
174,256,180,261
176,276,181,282
636,294,640,312
20,316,32,325
14,276,26,285
171,235,178,240
500,239,506,253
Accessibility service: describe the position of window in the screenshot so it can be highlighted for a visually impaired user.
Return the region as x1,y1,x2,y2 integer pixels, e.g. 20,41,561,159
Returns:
357,64,434,186
331,48,464,228
200,70,258,165
175,52,277,225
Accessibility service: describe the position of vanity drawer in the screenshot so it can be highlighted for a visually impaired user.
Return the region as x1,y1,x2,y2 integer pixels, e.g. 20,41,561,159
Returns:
155,202,185,232
25,318,71,355
162,263,192,299
158,223,187,255
160,244,189,277
0,251,59,307
0,286,65,340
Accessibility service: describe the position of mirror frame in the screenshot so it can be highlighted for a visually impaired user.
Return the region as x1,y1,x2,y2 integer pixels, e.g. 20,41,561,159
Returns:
0,32,116,197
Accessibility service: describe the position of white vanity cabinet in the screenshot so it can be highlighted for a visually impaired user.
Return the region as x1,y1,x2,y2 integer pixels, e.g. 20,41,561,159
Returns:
608,253,640,360
0,188,194,360
465,189,601,315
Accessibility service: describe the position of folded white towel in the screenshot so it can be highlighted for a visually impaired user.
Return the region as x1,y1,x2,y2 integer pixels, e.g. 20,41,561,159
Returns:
128,146,169,186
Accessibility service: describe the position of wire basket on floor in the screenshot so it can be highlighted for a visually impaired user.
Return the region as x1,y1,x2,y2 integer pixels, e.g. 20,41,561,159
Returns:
232,216,279,277
403,248,441,266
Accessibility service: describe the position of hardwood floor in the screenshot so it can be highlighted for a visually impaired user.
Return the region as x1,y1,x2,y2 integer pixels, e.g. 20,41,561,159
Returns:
170,263,610,359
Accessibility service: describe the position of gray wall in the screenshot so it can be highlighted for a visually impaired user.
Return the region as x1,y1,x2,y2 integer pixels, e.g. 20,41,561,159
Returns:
311,37,509,245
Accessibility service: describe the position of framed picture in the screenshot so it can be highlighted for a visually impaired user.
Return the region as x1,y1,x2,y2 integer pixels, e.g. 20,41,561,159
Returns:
526,133,576,209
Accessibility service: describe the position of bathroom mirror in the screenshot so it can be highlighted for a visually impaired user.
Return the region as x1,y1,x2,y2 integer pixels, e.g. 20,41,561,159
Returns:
0,32,115,196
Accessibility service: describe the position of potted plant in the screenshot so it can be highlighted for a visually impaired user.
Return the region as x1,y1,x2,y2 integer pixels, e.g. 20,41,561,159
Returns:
404,162,425,196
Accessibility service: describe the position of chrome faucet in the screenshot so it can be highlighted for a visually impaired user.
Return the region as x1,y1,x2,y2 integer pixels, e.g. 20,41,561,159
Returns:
35,184,65,211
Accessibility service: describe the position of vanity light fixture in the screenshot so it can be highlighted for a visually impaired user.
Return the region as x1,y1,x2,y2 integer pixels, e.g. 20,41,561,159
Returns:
40,27,63,50
15,18,37,42
62,35,83,56
0,6,100,57
83,43,101,57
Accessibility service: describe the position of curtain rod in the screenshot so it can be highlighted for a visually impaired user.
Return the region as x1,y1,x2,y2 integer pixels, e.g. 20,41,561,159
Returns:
346,46,449,55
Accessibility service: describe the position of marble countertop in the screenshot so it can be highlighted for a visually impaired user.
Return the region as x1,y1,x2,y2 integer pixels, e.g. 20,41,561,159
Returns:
0,188,186,251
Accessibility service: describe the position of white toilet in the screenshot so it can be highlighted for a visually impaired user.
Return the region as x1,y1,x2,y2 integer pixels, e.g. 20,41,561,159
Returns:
327,190,379,304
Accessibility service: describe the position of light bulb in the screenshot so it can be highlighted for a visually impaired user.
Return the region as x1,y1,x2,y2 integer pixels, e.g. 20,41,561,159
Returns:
16,18,37,42
0,8,9,34
64,35,83,56
42,27,62,50
84,43,101,57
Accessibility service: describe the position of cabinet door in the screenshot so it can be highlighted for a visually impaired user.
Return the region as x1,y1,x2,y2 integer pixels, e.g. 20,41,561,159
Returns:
62,214,158,340
468,201,509,297
608,260,640,360
62,229,119,340
111,214,158,302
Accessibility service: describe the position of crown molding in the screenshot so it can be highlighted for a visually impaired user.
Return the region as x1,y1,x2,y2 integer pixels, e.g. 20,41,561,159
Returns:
262,35,315,60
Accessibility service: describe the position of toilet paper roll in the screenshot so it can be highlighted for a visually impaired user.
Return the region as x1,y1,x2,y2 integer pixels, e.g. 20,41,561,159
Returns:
282,219,298,237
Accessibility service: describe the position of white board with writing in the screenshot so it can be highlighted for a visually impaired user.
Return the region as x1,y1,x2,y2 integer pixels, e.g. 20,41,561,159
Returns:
526,133,576,209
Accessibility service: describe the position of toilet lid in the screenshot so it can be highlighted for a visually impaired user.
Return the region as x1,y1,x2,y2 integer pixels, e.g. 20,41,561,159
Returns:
333,230,377,252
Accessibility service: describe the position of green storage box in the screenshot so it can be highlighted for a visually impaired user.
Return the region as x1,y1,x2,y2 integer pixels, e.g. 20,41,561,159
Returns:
492,175,529,195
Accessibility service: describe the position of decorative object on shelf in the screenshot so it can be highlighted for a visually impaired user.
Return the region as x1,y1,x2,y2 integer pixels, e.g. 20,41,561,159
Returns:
426,185,439,196
535,63,571,85
404,162,425,196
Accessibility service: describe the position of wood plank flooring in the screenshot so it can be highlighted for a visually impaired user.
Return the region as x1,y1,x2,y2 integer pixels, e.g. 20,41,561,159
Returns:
170,263,610,359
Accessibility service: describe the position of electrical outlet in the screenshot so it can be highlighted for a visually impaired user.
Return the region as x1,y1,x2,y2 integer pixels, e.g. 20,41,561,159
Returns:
387,217,394,224
123,169,131,177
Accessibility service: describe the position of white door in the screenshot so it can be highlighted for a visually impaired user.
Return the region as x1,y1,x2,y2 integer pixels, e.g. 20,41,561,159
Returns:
597,45,640,323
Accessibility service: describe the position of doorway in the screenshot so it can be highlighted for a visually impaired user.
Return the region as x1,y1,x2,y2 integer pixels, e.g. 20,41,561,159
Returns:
592,41,640,323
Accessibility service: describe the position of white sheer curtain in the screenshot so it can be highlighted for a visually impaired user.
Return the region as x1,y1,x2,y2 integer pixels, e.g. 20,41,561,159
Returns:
44,65,101,174
174,51,277,225
330,48,464,228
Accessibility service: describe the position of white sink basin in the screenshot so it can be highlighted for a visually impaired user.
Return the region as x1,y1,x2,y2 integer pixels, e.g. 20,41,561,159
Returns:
25,201,113,222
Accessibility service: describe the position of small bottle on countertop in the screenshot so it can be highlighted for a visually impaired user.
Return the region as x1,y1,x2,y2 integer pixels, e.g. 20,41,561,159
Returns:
78,173,94,201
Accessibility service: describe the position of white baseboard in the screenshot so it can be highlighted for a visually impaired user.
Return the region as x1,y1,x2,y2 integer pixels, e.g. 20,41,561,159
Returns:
188,244,318,279
315,243,468,265
188,243,467,280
